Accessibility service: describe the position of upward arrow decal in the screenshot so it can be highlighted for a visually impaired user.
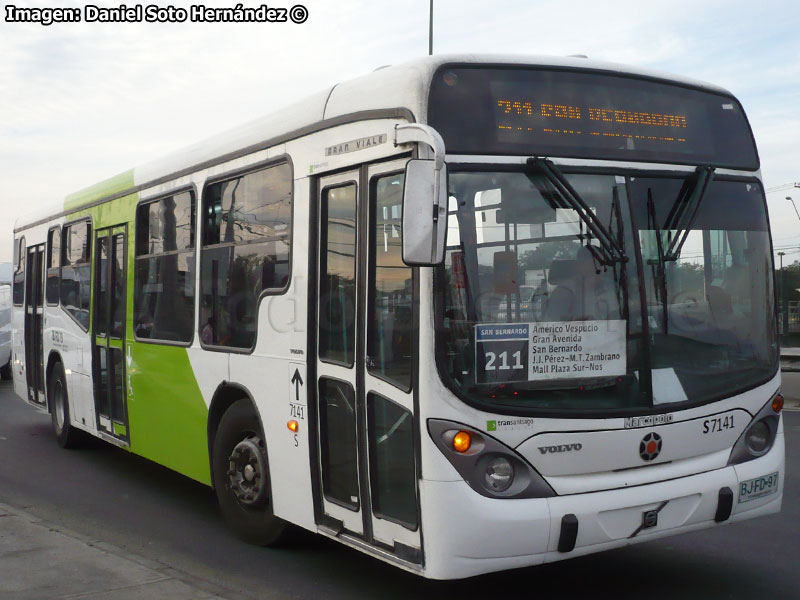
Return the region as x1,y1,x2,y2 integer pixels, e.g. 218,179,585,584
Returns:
291,368,304,401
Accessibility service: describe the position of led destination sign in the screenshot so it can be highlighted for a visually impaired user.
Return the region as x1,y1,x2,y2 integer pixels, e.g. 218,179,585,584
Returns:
428,66,759,169
492,78,698,152
496,99,689,146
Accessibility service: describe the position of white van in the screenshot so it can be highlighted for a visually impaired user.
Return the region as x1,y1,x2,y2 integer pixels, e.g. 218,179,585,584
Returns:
0,262,11,379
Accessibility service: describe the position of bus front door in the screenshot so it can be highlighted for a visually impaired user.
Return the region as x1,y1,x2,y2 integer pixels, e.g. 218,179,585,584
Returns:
24,244,45,406
314,159,421,564
92,226,130,444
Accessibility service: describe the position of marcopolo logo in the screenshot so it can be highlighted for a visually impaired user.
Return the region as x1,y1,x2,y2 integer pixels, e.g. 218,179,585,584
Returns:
625,413,674,429
538,443,583,455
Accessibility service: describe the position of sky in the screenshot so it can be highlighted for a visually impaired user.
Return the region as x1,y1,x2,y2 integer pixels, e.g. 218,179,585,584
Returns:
1,0,798,264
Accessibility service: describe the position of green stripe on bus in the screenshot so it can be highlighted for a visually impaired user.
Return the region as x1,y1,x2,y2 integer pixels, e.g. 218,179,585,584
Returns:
64,169,136,212
126,341,211,486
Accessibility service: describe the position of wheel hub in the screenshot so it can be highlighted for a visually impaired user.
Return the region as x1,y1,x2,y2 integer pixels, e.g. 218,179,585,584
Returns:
227,436,268,507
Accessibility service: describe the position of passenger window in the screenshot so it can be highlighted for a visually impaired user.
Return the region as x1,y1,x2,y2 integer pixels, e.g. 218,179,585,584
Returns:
46,228,61,305
13,237,25,306
61,222,92,330
199,163,292,349
134,191,196,343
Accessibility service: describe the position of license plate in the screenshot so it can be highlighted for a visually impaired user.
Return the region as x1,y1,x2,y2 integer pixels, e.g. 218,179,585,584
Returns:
738,472,779,503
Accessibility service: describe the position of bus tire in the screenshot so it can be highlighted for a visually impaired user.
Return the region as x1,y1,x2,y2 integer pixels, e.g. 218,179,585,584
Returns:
0,361,11,380
212,399,287,546
49,362,81,449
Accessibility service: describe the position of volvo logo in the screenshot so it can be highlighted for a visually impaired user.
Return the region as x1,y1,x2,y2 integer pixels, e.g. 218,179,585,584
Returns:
538,443,583,454
639,432,662,461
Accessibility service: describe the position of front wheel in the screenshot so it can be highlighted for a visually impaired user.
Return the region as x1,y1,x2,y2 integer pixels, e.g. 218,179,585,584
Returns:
49,362,82,448
212,399,287,545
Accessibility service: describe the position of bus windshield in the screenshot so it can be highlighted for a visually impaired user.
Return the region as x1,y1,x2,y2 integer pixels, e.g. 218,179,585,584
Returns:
436,169,778,413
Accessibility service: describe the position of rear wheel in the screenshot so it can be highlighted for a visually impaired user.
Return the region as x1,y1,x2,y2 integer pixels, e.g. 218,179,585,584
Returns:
49,362,81,448
0,361,11,380
212,399,287,545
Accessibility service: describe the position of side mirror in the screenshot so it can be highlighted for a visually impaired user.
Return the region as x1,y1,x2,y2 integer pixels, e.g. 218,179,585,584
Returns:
402,159,448,266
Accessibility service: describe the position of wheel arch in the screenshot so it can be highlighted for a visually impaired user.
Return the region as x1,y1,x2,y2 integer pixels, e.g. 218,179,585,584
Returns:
207,382,264,487
45,350,64,413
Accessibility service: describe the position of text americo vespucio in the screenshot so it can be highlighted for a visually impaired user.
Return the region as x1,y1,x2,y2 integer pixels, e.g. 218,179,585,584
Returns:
4,4,309,26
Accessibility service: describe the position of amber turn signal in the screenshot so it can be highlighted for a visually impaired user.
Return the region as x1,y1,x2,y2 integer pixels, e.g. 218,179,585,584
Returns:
772,394,784,413
453,431,472,453
288,420,299,432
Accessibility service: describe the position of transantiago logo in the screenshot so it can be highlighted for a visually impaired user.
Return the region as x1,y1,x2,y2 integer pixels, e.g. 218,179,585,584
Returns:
538,443,583,454
639,432,662,461
486,418,535,432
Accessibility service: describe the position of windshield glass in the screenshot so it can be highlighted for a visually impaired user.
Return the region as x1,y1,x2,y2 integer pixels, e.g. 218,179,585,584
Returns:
632,177,778,405
436,170,777,414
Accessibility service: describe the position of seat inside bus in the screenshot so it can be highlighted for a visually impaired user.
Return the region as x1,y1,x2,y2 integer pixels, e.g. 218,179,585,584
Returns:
544,246,619,322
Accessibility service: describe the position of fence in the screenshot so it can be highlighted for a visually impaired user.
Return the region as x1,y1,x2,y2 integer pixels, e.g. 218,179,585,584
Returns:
780,300,800,334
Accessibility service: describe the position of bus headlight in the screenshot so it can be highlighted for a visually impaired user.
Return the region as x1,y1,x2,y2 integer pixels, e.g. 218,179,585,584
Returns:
728,394,781,465
428,419,555,499
745,421,770,453
484,456,514,492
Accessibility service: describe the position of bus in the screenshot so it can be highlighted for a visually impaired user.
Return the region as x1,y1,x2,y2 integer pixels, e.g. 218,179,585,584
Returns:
11,55,784,579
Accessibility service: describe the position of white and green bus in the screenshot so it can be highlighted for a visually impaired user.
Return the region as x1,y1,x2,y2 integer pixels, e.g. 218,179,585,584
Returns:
11,55,784,579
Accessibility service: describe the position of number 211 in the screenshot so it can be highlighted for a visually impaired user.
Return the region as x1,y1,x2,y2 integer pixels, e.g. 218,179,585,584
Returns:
485,351,523,371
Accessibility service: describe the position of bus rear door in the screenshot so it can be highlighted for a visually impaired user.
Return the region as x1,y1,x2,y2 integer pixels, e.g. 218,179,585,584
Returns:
24,244,45,406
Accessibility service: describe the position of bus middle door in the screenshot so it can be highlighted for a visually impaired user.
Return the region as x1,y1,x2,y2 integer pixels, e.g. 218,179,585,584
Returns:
92,225,130,444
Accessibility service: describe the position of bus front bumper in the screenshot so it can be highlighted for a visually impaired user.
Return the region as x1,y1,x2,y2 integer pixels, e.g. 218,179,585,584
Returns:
419,432,784,580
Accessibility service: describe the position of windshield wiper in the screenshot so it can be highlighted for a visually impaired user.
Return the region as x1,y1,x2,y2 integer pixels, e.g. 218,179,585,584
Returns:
647,188,670,333
662,166,715,261
527,157,627,266
644,166,715,337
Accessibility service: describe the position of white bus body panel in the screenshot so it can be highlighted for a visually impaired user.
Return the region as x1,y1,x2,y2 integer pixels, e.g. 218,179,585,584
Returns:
420,433,783,579
229,171,314,532
46,288,96,434
11,283,26,399
177,117,415,533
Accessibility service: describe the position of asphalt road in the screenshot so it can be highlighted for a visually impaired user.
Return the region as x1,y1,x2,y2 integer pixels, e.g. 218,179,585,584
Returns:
0,378,797,600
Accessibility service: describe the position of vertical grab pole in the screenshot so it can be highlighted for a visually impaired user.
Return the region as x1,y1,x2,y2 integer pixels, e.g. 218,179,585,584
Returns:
429,0,434,56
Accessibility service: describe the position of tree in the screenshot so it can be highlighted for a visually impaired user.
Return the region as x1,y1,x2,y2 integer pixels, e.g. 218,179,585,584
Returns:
518,241,575,271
